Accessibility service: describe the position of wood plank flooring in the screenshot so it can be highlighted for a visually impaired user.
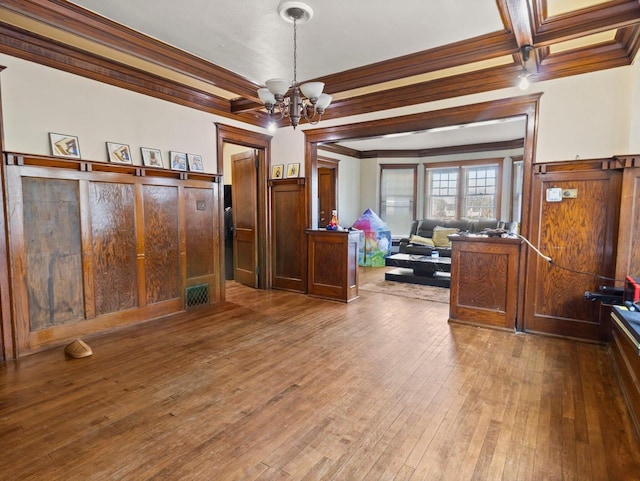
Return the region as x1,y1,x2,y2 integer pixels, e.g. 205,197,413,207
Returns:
1,268,639,480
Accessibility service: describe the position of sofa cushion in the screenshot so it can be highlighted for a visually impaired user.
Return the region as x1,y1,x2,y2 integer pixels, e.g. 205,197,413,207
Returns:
409,234,434,246
432,226,460,247
416,218,473,239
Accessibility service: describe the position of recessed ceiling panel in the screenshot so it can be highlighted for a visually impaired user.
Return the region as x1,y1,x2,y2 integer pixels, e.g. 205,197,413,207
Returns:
546,0,612,17
335,116,527,152
67,0,505,85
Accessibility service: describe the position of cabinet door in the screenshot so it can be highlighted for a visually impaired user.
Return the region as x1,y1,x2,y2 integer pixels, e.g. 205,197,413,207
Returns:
523,168,621,341
271,180,307,292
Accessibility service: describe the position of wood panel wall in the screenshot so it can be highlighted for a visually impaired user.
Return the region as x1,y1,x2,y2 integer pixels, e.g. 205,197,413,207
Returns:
523,160,622,341
450,236,521,330
3,153,221,357
615,158,640,282
270,179,307,293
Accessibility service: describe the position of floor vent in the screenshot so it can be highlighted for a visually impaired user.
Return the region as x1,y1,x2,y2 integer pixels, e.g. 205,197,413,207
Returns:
186,284,209,308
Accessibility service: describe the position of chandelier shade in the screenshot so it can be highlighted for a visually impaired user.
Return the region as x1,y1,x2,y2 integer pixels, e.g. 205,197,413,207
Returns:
257,2,332,129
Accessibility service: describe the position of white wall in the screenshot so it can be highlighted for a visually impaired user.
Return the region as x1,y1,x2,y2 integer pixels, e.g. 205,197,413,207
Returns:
0,54,268,173
628,58,640,154
2,53,637,225
535,67,633,161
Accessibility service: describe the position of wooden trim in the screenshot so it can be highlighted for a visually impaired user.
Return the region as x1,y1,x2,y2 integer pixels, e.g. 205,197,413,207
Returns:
0,70,15,361
305,94,541,330
0,1,637,127
358,139,525,159
215,124,272,292
531,0,640,46
0,0,261,101
318,143,362,159
0,23,269,127
316,31,518,95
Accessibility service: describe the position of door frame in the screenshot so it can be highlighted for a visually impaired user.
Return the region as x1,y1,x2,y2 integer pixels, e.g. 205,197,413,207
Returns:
317,156,339,227
215,124,272,296
303,94,542,331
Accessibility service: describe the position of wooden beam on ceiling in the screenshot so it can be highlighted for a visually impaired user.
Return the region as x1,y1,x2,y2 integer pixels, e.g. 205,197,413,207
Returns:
0,0,263,103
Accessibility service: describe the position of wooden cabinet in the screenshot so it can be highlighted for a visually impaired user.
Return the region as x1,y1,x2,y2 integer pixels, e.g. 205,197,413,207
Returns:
307,229,359,302
3,153,222,357
610,306,640,438
449,235,521,330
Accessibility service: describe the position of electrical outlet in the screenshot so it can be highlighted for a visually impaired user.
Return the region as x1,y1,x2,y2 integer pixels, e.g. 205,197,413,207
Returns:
562,189,578,199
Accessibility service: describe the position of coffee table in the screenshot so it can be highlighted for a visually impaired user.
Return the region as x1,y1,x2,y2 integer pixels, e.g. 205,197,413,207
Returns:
384,253,451,288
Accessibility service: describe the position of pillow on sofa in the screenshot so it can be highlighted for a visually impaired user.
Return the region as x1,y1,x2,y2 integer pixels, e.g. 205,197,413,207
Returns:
410,234,434,247
432,226,460,247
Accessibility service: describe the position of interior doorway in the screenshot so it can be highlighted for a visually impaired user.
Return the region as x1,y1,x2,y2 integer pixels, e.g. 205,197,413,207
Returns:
216,124,272,292
317,157,338,228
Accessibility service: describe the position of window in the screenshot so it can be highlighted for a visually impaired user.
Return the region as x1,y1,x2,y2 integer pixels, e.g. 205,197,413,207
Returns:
425,167,458,219
512,160,523,223
462,164,498,219
379,165,416,235
424,161,501,220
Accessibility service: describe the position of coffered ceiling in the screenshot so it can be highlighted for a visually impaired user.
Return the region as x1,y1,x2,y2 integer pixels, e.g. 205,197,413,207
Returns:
0,0,638,129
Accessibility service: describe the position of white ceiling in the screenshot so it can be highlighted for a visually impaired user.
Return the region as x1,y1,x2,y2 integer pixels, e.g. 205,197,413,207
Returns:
337,116,526,152
66,0,504,85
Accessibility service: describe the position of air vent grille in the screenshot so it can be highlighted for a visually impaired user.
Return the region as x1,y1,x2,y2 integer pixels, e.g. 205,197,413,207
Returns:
186,284,209,308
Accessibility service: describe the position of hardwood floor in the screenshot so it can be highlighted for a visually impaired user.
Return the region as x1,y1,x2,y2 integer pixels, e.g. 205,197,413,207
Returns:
1,268,639,480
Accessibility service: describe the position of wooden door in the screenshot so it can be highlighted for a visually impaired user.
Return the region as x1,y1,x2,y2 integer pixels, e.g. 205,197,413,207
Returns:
318,166,336,227
523,163,621,341
270,179,307,292
231,150,259,288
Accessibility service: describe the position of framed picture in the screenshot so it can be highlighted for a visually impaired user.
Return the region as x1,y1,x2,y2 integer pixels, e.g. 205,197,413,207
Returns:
286,163,300,178
49,133,81,159
187,153,204,172
141,147,163,168
271,164,284,179
106,142,132,164
170,151,187,171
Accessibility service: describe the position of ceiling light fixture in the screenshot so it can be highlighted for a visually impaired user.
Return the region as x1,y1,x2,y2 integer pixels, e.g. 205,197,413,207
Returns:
518,45,533,90
257,2,332,129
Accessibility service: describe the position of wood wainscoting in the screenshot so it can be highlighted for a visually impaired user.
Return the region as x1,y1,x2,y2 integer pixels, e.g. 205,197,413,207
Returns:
3,153,222,357
523,159,622,342
270,178,307,293
450,236,521,330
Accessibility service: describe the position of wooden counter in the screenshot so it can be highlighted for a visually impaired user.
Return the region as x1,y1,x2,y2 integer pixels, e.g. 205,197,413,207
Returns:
307,229,359,302
449,235,522,330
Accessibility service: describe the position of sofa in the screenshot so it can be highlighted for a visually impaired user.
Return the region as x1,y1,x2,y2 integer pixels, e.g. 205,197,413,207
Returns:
398,218,499,257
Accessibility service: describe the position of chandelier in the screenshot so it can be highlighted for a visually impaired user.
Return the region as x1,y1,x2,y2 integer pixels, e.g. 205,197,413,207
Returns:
257,2,332,129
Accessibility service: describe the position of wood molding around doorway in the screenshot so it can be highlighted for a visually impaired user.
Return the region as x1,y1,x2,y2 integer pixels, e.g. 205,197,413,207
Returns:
304,94,542,331
215,124,272,294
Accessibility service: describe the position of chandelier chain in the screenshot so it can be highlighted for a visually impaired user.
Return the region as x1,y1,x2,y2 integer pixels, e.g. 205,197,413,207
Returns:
293,17,297,85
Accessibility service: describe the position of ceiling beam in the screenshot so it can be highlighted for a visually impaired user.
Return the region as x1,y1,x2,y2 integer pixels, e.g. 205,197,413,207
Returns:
0,0,263,102
0,22,269,127
316,31,519,95
531,0,640,46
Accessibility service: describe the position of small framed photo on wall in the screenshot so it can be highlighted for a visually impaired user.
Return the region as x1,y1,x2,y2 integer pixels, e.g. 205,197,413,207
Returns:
187,153,204,172
49,133,81,159
170,151,187,171
141,147,163,168
286,163,300,178
106,142,132,164
271,164,284,179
